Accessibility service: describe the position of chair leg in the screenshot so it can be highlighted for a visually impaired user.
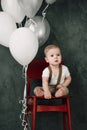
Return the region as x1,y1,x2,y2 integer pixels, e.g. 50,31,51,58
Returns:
63,112,67,130
66,97,72,130
32,97,37,130
62,98,67,130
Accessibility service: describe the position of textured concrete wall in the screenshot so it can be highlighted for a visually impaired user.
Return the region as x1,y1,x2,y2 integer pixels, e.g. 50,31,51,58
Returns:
0,0,87,130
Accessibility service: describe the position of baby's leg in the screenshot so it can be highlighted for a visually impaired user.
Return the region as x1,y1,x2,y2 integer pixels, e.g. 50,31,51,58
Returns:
34,86,44,97
55,87,69,97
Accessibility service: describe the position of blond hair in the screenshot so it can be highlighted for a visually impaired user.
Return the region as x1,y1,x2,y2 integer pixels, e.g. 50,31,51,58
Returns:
44,44,61,56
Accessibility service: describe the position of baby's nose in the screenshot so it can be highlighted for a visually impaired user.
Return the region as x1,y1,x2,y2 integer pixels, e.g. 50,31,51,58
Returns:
54,55,58,58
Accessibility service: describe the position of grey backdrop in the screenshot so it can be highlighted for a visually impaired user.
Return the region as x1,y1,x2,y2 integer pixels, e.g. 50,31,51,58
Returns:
0,0,87,130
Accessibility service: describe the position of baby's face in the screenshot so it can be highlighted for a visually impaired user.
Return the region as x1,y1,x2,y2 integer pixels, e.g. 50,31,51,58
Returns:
45,48,62,66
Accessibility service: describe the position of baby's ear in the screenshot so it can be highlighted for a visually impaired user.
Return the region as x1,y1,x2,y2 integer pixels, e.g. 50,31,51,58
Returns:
45,57,49,63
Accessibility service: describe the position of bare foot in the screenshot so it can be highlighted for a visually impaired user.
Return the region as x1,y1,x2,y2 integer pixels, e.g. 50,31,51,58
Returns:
55,87,69,97
34,87,44,97
55,89,63,97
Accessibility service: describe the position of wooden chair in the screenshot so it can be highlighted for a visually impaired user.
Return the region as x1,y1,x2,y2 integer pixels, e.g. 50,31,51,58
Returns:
26,59,72,130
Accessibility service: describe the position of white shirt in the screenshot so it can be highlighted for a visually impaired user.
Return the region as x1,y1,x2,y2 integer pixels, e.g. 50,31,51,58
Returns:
42,65,70,85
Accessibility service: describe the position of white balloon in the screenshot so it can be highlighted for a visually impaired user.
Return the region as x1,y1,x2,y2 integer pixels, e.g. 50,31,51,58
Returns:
0,12,17,47
1,0,25,23
18,0,43,18
45,0,56,4
25,16,50,47
9,27,39,66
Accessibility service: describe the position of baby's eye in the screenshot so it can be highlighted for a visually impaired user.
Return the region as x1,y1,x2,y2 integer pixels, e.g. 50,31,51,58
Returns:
57,54,60,56
50,54,54,57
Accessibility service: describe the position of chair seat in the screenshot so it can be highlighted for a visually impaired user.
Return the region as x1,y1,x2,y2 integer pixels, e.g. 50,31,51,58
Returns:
27,95,70,112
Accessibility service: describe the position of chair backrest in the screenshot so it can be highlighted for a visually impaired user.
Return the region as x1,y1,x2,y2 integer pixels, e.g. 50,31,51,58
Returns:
27,59,48,79
27,59,48,96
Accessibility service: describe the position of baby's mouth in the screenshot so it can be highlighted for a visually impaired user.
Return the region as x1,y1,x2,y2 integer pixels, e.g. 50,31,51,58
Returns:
55,60,58,62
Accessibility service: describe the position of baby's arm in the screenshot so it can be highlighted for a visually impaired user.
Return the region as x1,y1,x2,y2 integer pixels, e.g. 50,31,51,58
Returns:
42,77,51,99
57,75,72,88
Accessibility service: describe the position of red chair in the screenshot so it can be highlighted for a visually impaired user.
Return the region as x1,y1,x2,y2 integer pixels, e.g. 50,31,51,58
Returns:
26,59,72,130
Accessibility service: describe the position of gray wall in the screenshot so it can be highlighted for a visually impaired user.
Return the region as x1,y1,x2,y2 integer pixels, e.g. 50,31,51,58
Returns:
0,0,87,130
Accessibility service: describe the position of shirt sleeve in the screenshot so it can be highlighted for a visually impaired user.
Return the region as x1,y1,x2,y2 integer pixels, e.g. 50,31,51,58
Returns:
42,67,50,78
64,65,71,77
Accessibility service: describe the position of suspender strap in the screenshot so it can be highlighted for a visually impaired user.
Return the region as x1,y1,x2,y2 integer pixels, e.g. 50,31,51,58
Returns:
48,64,62,85
48,65,52,83
57,65,62,85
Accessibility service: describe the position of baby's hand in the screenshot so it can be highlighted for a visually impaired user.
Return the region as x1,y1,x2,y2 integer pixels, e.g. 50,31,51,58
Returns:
56,84,64,89
44,90,51,99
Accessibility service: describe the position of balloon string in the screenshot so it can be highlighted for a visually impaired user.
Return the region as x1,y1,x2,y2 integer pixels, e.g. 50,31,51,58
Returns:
19,65,31,130
42,4,49,22
25,18,37,28
23,65,28,98
30,18,37,26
